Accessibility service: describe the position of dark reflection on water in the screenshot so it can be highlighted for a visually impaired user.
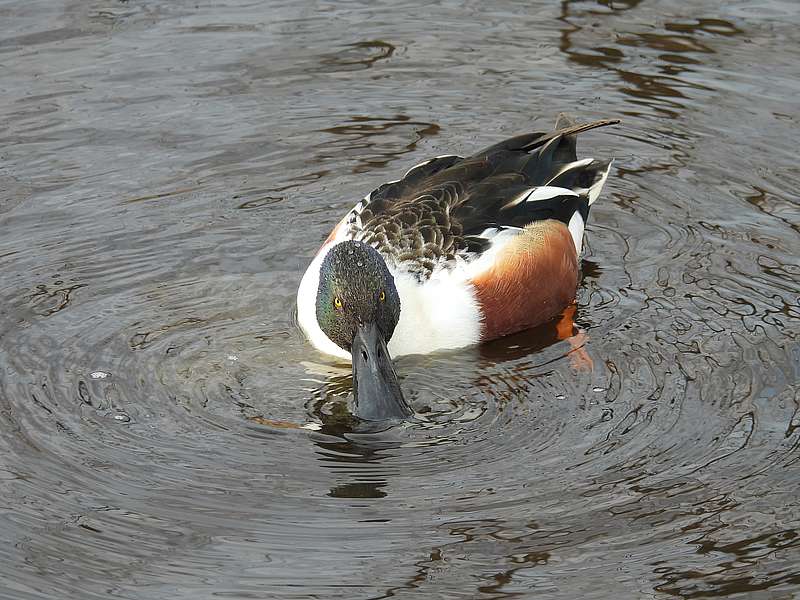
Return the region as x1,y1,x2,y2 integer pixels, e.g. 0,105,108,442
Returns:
1,0,799,598
320,40,396,71
320,114,441,173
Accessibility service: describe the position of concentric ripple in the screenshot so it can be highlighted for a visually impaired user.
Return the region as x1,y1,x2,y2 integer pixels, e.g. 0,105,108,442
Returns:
1,1,799,598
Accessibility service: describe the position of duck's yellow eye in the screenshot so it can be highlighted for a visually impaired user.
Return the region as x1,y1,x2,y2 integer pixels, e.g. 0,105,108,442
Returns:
334,296,343,310
379,290,386,302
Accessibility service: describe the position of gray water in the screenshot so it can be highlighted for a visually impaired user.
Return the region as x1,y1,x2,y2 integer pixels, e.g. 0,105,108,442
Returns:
1,1,799,598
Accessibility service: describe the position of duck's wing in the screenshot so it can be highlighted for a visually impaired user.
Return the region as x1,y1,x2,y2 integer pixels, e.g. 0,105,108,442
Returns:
346,116,619,279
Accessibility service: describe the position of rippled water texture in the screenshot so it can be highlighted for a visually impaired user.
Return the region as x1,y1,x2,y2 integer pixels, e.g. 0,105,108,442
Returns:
2,1,799,598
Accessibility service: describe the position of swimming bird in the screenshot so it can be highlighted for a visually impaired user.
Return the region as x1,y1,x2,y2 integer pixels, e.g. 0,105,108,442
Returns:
298,115,618,421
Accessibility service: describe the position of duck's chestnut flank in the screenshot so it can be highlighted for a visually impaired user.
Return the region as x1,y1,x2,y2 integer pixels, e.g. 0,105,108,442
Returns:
472,220,579,341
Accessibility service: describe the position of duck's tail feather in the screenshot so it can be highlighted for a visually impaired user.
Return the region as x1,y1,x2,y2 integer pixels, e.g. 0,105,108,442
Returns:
518,116,617,254
522,118,620,152
548,114,615,206
474,117,620,158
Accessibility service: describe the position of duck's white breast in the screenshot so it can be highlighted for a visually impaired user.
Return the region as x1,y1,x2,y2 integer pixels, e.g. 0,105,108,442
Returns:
387,265,481,358
298,244,482,360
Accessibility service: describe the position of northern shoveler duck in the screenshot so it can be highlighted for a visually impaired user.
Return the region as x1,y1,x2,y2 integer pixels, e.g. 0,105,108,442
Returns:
298,115,618,421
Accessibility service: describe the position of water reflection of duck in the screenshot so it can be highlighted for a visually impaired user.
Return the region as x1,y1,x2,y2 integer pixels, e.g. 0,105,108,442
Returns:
297,114,618,421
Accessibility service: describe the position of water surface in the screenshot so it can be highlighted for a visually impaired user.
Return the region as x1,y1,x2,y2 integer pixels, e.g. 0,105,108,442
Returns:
1,1,799,598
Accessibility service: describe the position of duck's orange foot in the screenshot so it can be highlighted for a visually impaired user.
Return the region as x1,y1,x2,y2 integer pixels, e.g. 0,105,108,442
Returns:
555,304,594,373
566,331,594,373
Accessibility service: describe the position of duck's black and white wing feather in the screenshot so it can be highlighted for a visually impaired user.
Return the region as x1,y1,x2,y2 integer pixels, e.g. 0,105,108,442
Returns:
343,116,618,279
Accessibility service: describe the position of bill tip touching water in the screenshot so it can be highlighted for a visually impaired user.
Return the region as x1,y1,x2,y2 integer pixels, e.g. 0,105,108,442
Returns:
297,115,620,421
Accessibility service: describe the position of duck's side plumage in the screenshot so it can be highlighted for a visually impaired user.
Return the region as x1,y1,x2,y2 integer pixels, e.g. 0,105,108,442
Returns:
298,115,618,359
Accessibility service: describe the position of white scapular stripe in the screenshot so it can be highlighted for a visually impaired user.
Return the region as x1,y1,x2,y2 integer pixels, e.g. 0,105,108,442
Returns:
525,186,579,202
503,185,578,210
545,158,594,184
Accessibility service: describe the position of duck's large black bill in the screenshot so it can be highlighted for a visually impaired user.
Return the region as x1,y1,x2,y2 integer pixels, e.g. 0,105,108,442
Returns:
351,322,412,421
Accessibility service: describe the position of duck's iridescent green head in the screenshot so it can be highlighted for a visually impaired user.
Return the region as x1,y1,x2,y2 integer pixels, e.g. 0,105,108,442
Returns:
316,240,400,350
316,240,410,421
